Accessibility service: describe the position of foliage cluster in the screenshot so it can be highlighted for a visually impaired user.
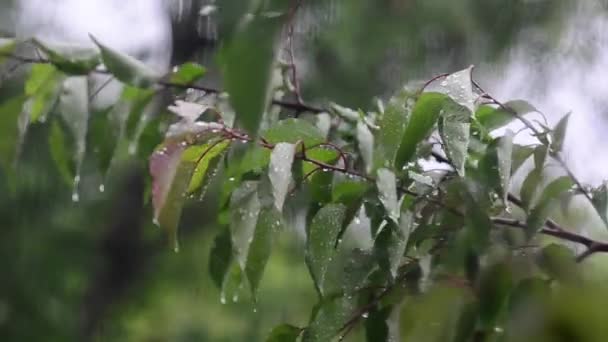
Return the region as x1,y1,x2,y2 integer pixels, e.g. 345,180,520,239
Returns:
2,2,608,341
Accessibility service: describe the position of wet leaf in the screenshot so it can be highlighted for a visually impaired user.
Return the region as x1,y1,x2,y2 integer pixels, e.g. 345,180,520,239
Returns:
269,142,296,211
263,118,325,146
170,62,206,85
537,244,578,283
357,119,374,173
220,13,286,135
376,168,399,223
302,295,357,342
527,176,574,236
395,92,447,170
209,228,233,289
245,207,283,298
439,100,472,176
187,140,230,194
24,64,63,122
33,38,100,74
230,181,261,268
306,203,347,296
91,35,162,87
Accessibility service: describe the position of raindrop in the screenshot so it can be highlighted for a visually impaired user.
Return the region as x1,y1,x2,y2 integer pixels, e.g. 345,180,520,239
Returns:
99,184,105,193
153,218,160,226
232,294,239,303
362,312,369,319
71,192,80,202
220,294,227,304
252,307,257,313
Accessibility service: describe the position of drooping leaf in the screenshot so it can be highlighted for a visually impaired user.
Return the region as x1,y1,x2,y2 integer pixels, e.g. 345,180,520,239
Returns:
302,295,357,342
374,101,409,170
266,324,302,342
511,144,535,175
551,113,571,154
520,168,543,210
527,176,574,236
374,212,413,278
269,142,296,211
263,118,325,146
58,77,89,192
91,35,162,87
496,130,514,201
49,119,73,185
376,168,400,223
187,140,230,194
438,100,472,176
0,95,27,169
220,12,286,135
478,262,513,328
230,181,262,268
170,62,206,85
395,92,447,170
24,64,63,122
306,203,347,296
150,139,220,250
357,119,374,173
342,249,377,294
33,38,100,74
245,207,283,298
209,228,233,289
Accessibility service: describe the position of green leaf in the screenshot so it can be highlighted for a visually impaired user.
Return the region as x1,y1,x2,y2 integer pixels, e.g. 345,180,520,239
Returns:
58,77,89,191
374,212,413,278
374,97,410,170
306,203,347,296
24,64,63,122
395,92,447,170
230,181,262,268
376,168,400,223
303,295,357,342
591,184,608,229
150,140,220,251
263,118,325,146
438,100,472,176
537,244,578,283
478,262,512,328
266,324,302,342
187,140,230,194
520,168,543,210
511,144,535,175
527,176,574,236
439,66,475,112
551,113,570,154
33,39,100,74
0,38,17,64
269,142,296,211
209,228,233,289
170,62,206,85
357,119,374,173
49,119,73,185
245,207,283,297
220,13,285,135
0,95,27,169
476,100,536,132
496,130,514,202
91,35,162,87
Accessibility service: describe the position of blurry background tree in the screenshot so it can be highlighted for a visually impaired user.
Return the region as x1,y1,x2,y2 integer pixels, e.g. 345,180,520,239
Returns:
2,1,608,341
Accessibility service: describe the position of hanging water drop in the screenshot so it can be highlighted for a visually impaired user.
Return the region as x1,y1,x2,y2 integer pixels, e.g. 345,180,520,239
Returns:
99,184,105,193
